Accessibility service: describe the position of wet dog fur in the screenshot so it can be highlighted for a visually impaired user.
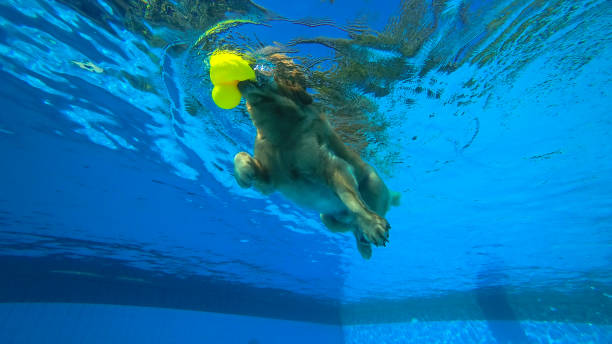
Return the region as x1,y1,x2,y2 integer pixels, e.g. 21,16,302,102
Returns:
233,54,398,259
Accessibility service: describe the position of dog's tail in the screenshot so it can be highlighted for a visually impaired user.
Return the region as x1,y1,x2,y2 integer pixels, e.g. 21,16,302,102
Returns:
390,191,401,207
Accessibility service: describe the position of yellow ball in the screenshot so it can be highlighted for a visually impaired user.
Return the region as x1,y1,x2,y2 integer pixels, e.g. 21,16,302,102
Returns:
210,52,255,85
212,83,241,109
209,51,256,109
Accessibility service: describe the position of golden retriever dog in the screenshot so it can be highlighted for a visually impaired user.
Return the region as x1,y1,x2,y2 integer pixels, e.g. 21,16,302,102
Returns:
233,54,399,259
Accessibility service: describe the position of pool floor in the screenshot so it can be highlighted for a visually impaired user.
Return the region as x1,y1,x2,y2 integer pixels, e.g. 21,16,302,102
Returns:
0,303,609,343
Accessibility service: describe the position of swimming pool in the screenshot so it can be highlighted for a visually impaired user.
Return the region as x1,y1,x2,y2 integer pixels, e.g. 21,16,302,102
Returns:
0,0,610,343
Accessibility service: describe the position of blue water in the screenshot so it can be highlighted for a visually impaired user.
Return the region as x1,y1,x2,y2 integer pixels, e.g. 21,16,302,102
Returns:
0,0,610,343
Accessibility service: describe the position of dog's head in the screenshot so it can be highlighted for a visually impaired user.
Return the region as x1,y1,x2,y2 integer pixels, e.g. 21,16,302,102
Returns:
237,54,313,115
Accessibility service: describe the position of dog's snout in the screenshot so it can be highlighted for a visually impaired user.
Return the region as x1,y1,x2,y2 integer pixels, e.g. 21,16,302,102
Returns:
238,69,275,95
237,79,256,93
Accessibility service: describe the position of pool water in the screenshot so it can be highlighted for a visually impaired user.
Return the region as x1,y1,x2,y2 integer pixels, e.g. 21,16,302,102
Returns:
0,0,610,343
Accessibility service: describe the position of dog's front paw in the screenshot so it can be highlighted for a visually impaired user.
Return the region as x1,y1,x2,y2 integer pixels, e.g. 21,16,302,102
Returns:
357,212,390,247
234,152,256,188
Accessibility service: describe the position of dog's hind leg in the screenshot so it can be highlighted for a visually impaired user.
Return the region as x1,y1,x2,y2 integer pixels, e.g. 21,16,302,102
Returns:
353,230,373,260
326,157,390,246
320,213,352,233
358,166,396,217
321,213,372,259
326,126,397,214
234,152,273,194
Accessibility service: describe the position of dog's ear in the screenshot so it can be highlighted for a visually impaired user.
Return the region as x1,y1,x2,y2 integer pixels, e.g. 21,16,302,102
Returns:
269,54,313,105
276,77,313,105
